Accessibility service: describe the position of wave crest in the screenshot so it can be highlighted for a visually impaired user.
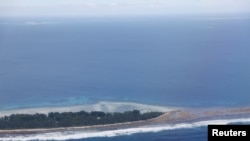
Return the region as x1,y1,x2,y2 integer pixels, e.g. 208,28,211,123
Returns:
1,117,250,141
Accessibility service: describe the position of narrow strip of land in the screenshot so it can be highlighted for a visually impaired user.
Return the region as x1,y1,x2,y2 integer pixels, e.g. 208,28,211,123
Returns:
1,107,250,135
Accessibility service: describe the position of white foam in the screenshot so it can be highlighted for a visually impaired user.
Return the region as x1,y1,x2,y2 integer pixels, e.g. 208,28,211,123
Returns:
0,101,179,117
1,117,250,141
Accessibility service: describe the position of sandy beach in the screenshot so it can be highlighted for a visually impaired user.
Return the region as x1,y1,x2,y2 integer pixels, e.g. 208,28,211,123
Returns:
0,101,180,118
1,107,250,136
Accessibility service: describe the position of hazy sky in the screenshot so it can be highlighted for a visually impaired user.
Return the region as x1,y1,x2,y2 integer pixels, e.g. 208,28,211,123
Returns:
0,0,249,17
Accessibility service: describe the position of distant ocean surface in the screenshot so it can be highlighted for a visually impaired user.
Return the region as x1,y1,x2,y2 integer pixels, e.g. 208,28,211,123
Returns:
0,15,250,140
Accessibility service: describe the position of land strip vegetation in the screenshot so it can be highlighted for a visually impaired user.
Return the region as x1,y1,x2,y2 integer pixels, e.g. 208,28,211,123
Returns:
0,110,163,130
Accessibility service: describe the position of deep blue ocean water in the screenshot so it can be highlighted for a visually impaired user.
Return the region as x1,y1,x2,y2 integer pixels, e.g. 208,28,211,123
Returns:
0,15,250,140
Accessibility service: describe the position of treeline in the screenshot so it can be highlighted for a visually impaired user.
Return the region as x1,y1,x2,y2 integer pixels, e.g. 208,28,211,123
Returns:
0,110,163,130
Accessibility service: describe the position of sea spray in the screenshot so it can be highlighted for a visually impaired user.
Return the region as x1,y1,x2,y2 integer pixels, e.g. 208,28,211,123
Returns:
1,117,250,141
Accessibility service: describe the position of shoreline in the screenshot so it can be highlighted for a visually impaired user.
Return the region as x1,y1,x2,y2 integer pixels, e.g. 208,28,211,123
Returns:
1,107,250,135
0,101,180,117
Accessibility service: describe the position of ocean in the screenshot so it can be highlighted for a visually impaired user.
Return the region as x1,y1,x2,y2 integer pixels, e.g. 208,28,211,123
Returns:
0,15,250,140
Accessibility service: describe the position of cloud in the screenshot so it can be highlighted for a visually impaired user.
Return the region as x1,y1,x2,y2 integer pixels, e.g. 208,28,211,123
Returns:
85,2,96,8
199,16,250,20
0,0,249,17
25,21,54,25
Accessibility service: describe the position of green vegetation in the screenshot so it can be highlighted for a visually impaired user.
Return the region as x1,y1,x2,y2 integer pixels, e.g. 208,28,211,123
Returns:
0,110,163,130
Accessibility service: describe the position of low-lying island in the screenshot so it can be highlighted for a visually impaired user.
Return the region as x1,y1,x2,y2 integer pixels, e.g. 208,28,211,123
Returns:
1,105,250,140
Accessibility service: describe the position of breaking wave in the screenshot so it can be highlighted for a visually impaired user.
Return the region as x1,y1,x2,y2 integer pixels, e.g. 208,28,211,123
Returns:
1,117,250,141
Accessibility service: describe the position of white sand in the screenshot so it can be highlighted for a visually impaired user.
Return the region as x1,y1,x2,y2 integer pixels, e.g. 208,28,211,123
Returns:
0,101,180,117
